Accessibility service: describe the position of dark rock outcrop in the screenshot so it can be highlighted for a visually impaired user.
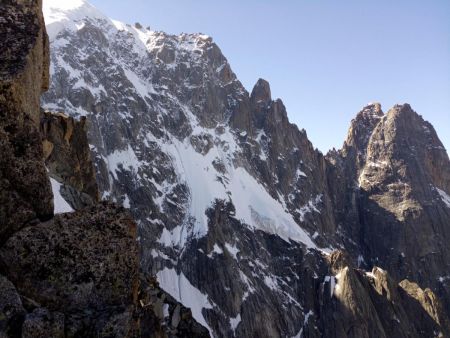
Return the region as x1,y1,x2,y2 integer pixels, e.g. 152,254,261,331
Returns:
0,0,52,244
0,275,26,337
250,78,271,106
22,308,65,338
0,203,139,335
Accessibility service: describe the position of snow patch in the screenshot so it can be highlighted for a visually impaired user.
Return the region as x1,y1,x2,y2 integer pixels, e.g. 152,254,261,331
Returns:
333,267,348,296
122,195,131,208
123,68,155,99
357,254,365,267
264,274,279,290
163,304,169,318
50,177,74,214
157,226,184,248
207,243,223,258
224,242,239,260
106,145,141,179
296,168,307,179
229,313,241,332
157,268,213,336
239,270,256,297
295,194,322,223
438,275,450,283
324,275,336,298
436,188,450,208
304,310,313,324
230,168,319,248
292,310,313,338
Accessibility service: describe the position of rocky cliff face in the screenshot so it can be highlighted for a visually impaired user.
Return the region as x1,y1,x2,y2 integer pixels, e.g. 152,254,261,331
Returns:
36,0,450,337
0,0,52,244
0,1,209,337
328,103,450,322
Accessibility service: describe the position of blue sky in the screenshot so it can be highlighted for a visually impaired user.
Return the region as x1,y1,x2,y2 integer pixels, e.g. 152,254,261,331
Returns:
90,0,450,153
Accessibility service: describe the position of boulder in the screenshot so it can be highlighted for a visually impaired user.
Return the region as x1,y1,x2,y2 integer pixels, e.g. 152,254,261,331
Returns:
0,203,139,336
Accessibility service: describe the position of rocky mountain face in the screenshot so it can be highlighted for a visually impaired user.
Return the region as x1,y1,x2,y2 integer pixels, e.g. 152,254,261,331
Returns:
328,103,450,319
0,1,209,337
5,0,444,337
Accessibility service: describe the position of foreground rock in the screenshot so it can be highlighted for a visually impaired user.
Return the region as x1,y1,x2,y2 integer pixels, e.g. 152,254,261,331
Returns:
0,275,26,337
0,1,210,337
0,201,210,337
0,0,52,244
0,203,138,335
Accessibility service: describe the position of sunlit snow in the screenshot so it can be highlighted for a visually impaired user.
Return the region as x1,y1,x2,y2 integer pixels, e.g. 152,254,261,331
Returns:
43,0,108,40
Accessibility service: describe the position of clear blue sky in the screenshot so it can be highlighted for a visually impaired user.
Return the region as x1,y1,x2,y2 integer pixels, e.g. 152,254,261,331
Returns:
89,0,450,153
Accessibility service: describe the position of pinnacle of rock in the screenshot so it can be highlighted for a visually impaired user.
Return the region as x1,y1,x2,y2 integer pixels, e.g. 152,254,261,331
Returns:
250,78,272,104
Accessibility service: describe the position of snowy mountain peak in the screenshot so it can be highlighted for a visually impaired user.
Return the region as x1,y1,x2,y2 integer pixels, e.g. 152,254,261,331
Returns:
43,0,213,54
43,0,108,40
44,0,88,13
